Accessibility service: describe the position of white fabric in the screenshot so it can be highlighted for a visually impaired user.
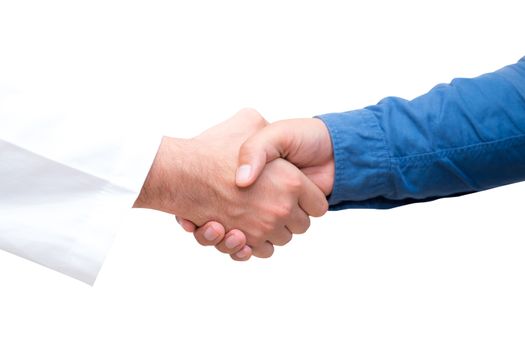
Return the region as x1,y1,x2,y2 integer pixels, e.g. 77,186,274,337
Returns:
0,87,161,285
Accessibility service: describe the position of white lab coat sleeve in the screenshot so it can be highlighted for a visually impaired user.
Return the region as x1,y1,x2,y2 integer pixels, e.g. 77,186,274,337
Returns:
0,86,162,285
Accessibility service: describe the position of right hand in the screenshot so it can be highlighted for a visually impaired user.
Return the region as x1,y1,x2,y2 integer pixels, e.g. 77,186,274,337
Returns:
137,109,328,258
234,118,335,195
178,117,335,260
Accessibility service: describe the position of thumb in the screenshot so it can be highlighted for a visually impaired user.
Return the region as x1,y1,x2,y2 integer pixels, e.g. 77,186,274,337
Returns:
235,124,288,187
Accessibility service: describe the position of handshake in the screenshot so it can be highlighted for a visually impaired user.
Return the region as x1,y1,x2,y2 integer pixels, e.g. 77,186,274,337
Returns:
133,108,335,260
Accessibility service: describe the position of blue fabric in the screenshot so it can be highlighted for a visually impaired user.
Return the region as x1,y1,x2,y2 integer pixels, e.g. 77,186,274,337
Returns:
318,57,525,210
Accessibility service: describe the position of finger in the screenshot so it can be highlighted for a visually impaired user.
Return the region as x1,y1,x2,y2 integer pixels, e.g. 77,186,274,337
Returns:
176,217,198,232
297,174,329,217
268,226,293,246
231,245,253,261
193,221,226,246
231,108,269,129
285,207,311,234
215,229,248,255
251,241,275,258
235,124,288,188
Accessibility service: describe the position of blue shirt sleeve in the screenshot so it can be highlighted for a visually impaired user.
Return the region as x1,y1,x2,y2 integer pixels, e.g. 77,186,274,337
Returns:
317,57,525,210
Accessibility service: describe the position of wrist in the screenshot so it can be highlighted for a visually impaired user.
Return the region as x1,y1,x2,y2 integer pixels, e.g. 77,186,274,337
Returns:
133,136,194,214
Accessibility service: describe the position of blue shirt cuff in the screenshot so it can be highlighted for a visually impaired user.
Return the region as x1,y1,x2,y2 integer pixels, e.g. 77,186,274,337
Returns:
316,110,393,209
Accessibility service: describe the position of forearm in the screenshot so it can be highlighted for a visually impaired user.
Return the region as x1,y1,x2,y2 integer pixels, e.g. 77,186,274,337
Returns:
319,57,525,209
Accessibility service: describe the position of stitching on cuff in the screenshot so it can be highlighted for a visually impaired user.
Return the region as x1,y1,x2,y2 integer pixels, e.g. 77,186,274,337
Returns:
327,118,343,205
367,109,395,198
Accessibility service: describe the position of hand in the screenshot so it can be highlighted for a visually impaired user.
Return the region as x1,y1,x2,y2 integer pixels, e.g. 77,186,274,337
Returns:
235,118,334,194
178,117,335,260
135,109,328,258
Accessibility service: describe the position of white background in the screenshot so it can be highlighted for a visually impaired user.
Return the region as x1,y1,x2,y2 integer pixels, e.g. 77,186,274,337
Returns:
1,0,524,349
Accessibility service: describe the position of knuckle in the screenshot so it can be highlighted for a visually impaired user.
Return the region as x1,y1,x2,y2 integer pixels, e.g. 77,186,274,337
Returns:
273,203,293,219
246,231,265,246
231,254,245,262
273,234,292,246
305,215,312,227
216,244,232,254
252,242,274,258
196,238,209,247
283,174,303,193
194,232,209,246
215,243,227,253
239,107,266,124
289,179,303,192
317,199,329,217
239,107,259,116
265,247,275,258
255,249,273,259
297,218,311,234
258,216,277,232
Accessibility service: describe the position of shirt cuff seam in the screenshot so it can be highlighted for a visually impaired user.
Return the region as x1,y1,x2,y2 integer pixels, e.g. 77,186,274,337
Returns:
316,109,392,205
368,108,395,198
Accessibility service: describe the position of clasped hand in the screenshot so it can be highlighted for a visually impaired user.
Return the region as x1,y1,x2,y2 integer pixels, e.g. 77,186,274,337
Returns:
134,108,335,260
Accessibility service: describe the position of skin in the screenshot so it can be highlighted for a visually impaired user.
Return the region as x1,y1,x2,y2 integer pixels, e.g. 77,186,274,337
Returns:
134,109,329,258
177,116,335,260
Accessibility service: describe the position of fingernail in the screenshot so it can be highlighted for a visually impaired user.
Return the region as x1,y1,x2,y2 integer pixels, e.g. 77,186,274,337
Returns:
236,247,249,259
236,165,252,184
225,235,241,249
203,227,219,241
